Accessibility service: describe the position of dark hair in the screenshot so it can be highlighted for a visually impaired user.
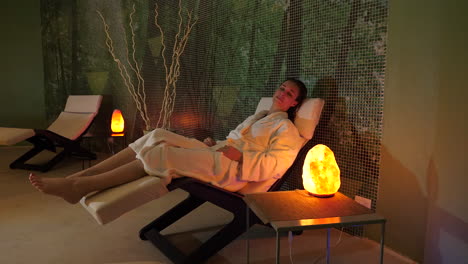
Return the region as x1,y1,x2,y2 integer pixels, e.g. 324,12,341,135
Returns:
285,78,308,121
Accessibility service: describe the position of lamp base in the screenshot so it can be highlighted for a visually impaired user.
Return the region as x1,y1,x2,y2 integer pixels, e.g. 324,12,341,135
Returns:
308,192,335,198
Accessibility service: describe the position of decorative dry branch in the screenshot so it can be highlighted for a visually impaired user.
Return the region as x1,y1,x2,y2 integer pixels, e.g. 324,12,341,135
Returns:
155,0,198,129
97,5,151,131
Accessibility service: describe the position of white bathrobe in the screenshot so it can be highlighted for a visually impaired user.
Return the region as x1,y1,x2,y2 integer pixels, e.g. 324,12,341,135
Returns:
129,110,305,191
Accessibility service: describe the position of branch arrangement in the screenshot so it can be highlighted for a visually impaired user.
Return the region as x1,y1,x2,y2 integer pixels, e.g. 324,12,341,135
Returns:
97,1,197,131
97,5,151,131
155,0,197,129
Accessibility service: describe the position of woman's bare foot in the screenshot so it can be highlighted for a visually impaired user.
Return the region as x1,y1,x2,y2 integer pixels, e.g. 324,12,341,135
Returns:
29,173,83,204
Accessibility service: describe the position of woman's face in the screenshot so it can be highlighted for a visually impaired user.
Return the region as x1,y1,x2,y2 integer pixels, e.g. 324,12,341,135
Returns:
272,80,300,111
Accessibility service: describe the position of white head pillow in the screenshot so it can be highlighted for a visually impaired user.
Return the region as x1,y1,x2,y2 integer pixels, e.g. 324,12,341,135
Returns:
64,95,103,113
255,97,324,139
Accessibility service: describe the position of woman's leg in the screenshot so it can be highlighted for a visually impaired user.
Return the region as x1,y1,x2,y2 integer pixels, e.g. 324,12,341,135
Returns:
30,159,147,204
67,147,137,178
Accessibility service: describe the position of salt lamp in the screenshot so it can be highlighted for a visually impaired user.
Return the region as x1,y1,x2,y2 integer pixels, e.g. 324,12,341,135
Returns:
110,109,125,136
302,144,340,197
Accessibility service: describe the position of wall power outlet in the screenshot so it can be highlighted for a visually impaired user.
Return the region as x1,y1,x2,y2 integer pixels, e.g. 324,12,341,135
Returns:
355,195,372,209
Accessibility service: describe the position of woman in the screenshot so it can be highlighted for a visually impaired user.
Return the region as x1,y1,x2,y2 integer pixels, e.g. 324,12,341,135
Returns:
29,78,307,204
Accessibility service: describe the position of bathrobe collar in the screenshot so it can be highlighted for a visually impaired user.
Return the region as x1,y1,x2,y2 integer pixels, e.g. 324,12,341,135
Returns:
255,110,288,122
239,110,288,134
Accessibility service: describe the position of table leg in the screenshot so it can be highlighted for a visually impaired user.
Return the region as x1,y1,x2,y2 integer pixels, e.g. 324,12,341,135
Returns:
380,222,386,264
326,228,331,264
246,206,250,264
276,231,281,264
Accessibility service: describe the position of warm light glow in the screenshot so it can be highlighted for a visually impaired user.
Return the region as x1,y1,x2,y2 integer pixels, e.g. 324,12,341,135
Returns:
111,109,125,134
302,144,340,197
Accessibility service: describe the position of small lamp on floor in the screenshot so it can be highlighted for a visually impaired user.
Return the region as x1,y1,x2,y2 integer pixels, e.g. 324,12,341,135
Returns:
110,109,125,137
302,144,340,197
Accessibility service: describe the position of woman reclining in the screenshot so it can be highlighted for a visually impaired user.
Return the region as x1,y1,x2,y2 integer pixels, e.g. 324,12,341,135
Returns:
29,78,307,204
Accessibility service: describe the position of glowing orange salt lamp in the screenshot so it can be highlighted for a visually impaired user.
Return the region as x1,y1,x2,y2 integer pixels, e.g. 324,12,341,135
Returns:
302,144,340,197
110,109,125,136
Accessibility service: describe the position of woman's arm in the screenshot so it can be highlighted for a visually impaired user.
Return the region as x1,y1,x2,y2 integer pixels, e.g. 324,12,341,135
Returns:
216,145,242,162
203,137,216,147
240,121,304,182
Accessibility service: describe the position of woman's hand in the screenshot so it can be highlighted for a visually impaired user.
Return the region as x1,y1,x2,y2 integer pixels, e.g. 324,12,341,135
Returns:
217,146,243,162
203,137,216,147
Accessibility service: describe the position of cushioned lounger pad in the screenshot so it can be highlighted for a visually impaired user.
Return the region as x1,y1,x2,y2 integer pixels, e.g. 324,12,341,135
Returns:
0,128,35,146
80,176,171,225
80,174,275,225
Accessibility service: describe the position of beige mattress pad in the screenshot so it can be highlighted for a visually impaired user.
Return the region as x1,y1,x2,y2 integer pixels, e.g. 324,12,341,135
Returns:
0,128,35,146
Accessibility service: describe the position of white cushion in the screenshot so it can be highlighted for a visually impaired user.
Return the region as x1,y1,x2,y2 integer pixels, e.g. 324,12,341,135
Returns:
47,112,97,140
80,176,171,225
64,95,103,113
47,95,102,139
0,128,35,145
255,97,324,139
294,98,324,139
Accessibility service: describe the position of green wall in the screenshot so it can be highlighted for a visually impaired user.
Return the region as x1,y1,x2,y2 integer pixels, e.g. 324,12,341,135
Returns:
0,1,46,129
377,0,468,262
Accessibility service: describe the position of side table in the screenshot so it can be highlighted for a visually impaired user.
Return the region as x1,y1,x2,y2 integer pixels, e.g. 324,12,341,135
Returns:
243,190,386,264
108,133,127,154
81,132,127,169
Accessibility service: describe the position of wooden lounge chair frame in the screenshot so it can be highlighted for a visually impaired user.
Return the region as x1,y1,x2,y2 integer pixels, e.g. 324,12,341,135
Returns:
6,95,103,172
138,138,314,264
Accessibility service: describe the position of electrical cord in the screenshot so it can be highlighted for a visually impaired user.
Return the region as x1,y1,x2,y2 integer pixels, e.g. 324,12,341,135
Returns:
287,189,348,263
286,223,347,263
311,227,346,264
288,231,294,264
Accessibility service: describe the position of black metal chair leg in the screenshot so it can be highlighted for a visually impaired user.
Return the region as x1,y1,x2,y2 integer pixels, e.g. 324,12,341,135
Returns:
186,214,249,263
139,195,204,240
9,146,44,169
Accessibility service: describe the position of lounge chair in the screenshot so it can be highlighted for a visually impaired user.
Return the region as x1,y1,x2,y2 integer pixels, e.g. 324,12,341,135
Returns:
0,95,103,172
80,97,324,263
